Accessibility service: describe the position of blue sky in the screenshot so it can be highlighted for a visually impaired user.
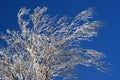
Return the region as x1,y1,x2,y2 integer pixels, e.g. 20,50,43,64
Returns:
0,0,120,80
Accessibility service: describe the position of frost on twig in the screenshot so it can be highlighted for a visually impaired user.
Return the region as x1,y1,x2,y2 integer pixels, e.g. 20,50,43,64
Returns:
0,7,108,80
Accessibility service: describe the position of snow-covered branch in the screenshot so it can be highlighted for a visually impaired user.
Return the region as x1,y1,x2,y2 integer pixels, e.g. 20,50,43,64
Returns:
0,7,108,80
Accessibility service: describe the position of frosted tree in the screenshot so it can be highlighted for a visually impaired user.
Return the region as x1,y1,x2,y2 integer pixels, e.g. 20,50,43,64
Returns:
0,7,107,80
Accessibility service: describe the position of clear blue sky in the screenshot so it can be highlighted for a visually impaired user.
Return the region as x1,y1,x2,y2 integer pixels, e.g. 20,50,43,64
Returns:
0,0,120,80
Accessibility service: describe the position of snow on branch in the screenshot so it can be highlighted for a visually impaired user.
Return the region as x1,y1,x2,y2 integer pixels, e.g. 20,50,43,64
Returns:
0,7,108,80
